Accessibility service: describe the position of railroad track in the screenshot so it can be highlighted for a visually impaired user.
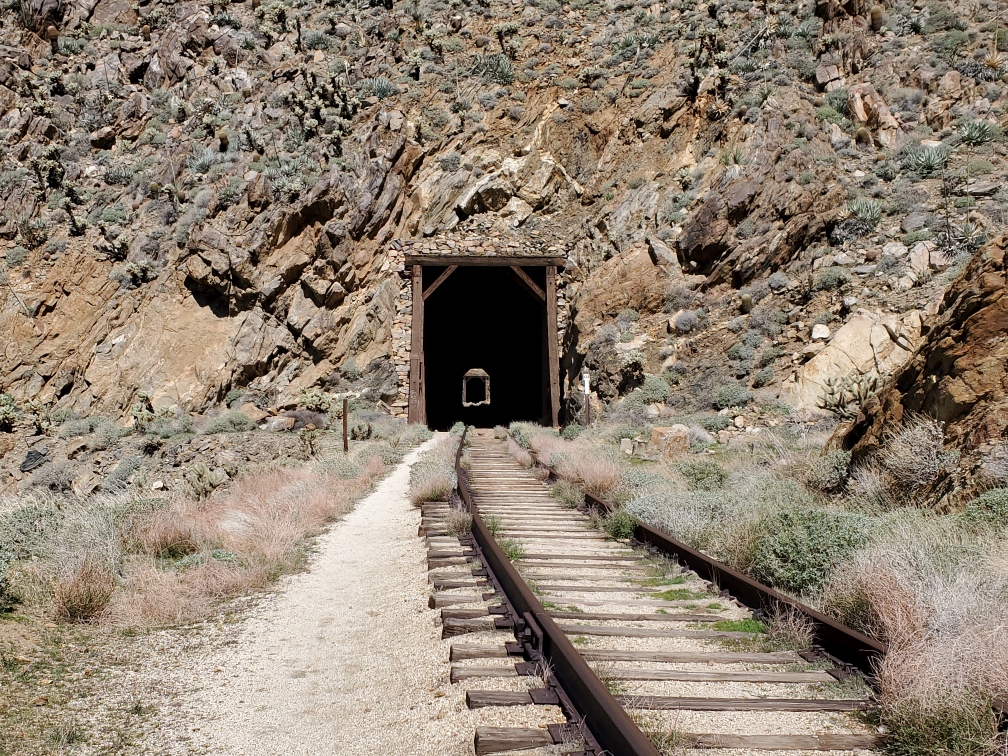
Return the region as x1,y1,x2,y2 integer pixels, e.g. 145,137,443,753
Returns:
421,429,883,755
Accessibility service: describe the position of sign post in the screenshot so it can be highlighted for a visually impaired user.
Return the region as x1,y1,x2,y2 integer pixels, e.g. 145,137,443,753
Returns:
582,370,591,427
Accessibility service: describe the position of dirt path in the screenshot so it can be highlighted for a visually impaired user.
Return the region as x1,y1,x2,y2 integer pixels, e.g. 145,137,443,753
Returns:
172,436,476,755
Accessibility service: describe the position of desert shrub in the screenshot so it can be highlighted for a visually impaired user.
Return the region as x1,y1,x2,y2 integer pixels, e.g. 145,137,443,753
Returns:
815,267,851,291
444,505,472,536
882,701,1001,756
637,375,672,404
54,556,115,622
750,507,870,594
846,462,894,510
878,414,959,494
550,479,584,508
761,606,815,652
673,310,698,333
700,415,732,432
561,456,621,499
664,284,693,312
712,382,752,409
962,488,1008,530
727,341,755,361
409,438,456,506
508,422,533,449
603,509,636,540
203,411,256,434
768,271,789,292
675,460,727,491
31,461,75,492
561,424,584,440
751,368,774,388
804,450,851,494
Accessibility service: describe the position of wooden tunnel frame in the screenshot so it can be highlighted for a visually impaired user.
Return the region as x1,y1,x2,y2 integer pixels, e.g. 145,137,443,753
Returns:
405,254,565,428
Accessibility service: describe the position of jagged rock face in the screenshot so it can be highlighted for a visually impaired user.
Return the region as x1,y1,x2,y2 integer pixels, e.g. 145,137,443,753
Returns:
836,237,1008,479
1,0,1005,422
780,309,923,412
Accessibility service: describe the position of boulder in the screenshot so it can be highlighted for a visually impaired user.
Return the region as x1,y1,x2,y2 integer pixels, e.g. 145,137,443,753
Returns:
832,237,1008,505
263,416,296,432
237,402,268,423
647,424,690,458
811,323,831,340
279,410,328,430
780,310,924,412
846,82,904,150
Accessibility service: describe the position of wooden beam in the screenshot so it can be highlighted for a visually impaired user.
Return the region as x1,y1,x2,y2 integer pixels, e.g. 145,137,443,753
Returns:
546,265,560,428
508,266,545,301
422,264,457,300
408,264,425,424
404,254,566,267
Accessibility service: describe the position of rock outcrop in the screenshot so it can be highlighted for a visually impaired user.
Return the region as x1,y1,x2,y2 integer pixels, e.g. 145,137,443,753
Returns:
835,237,1008,496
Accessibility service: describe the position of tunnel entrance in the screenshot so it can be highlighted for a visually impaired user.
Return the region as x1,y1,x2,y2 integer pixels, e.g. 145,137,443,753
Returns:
423,265,548,430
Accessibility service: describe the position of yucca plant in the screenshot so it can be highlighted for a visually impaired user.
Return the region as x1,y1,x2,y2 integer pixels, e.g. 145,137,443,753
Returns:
905,144,950,175
186,147,223,175
359,76,398,100
720,146,747,181
472,54,514,84
848,197,882,227
959,119,996,226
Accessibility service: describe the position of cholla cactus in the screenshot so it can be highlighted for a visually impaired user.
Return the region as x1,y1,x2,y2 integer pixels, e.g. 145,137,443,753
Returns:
818,373,883,418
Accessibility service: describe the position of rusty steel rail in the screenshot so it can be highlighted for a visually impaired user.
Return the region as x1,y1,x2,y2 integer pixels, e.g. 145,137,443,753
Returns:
524,449,887,678
454,429,660,756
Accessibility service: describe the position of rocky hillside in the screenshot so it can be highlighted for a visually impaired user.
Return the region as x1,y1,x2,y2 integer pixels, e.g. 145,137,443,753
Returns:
0,0,1006,429
835,235,1007,505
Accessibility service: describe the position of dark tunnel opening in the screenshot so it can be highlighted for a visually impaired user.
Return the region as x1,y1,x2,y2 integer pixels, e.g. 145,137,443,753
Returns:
423,266,546,430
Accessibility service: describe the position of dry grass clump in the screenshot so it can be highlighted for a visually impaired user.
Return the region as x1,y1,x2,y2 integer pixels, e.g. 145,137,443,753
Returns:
408,435,456,506
506,436,533,467
53,556,115,622
761,605,815,652
878,413,959,496
823,519,1008,754
2,438,398,627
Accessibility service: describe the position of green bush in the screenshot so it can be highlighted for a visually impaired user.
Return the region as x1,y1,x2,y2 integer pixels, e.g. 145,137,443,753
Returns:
804,450,851,494
962,488,1008,530
550,479,584,508
561,424,584,440
675,460,727,491
638,375,672,404
700,415,732,432
751,368,774,388
449,421,465,435
815,267,851,291
713,382,752,409
604,509,636,540
751,507,870,594
509,422,533,449
202,411,256,434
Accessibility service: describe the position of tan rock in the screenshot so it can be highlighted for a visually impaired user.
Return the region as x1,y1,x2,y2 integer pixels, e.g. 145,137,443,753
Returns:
648,424,690,458
781,310,924,412
237,402,268,423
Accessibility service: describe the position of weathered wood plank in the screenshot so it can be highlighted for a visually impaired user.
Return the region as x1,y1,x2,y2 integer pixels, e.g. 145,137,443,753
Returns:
450,665,518,682
467,690,533,708
580,649,801,664
559,624,757,640
620,696,869,712
474,727,554,755
599,668,835,684
548,610,723,623
449,643,512,660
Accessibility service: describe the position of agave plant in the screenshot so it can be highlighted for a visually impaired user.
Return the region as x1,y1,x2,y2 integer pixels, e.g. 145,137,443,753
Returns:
904,144,950,175
848,197,882,228
472,54,515,85
187,147,224,175
359,77,399,100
